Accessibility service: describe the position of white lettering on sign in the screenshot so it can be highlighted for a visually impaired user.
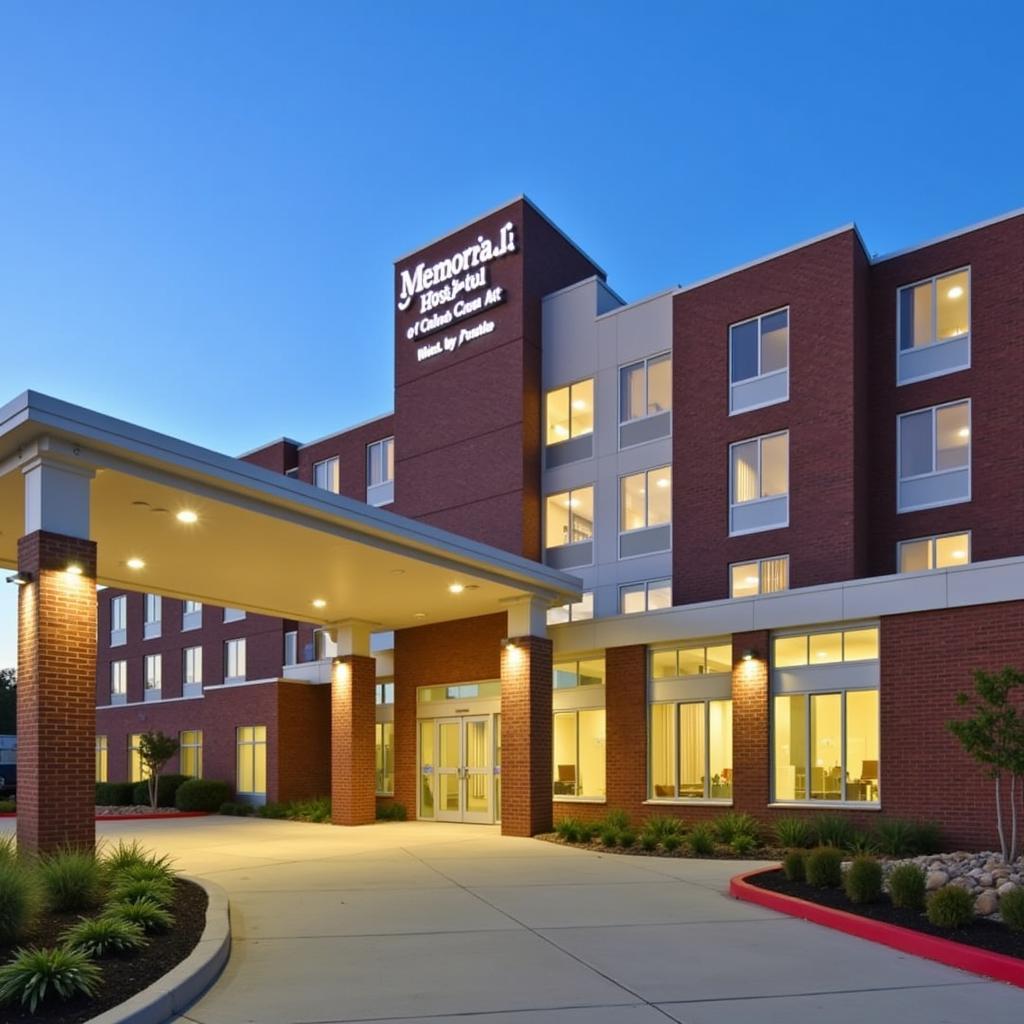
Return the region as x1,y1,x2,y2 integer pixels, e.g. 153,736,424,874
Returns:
417,319,496,362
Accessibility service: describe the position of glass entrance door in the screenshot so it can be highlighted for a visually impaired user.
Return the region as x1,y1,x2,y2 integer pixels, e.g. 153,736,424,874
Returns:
425,715,494,823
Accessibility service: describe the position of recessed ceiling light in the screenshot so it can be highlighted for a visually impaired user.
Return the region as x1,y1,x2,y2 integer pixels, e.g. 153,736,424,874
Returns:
656,478,670,488
571,399,587,411
448,583,465,594
567,498,579,509
312,598,327,609
132,500,151,508
745,576,758,585
126,557,146,570
413,612,427,619
390,569,405,576
951,549,966,560
66,564,83,576
947,285,964,299
176,510,198,524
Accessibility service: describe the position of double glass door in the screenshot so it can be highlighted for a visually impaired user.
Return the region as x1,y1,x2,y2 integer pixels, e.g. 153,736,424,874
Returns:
423,715,496,824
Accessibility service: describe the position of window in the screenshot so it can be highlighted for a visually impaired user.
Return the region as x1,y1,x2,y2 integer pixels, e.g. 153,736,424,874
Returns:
236,725,267,796
313,457,340,493
730,556,789,598
144,594,161,639
223,607,246,623
774,690,879,803
620,466,672,532
183,646,202,686
899,532,971,573
182,600,202,630
95,736,108,783
773,626,879,668
180,730,203,778
375,722,394,794
897,269,970,383
110,595,127,645
546,592,594,626
546,379,594,445
128,734,144,783
553,709,606,799
184,600,202,615
144,654,162,691
367,438,395,506
730,307,789,413
620,579,672,614
620,354,671,422
545,487,594,548
650,699,733,801
553,659,606,689
651,643,732,679
284,630,298,666
225,638,247,682
898,400,971,511
730,431,789,535
376,682,395,704
110,660,127,699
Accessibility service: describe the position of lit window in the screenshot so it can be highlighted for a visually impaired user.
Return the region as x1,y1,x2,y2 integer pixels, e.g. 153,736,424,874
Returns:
730,308,789,413
183,646,203,686
144,654,162,692
651,643,732,679
620,354,671,423
650,699,732,801
546,379,594,446
772,626,879,668
180,730,203,778
898,401,970,511
236,725,267,796
128,733,144,783
545,486,594,548
620,466,672,533
95,736,108,783
898,532,971,573
314,456,340,493
553,659,605,690
110,660,127,698
620,578,672,614
899,269,969,350
376,722,394,794
225,638,247,682
729,431,788,534
546,592,594,625
553,709,606,799
730,556,789,598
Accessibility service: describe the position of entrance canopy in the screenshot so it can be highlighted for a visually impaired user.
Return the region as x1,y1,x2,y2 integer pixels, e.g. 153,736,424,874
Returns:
0,391,581,628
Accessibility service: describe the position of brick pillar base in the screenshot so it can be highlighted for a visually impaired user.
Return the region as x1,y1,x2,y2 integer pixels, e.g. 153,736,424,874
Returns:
331,654,377,826
17,531,98,855
731,631,770,814
605,644,648,814
500,635,552,837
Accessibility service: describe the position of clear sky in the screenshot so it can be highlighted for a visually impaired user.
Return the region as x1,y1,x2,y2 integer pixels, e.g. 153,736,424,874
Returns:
1,1,1022,668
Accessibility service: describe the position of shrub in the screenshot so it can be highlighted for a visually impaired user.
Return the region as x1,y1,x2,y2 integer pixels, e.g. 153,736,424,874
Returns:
106,896,174,933
888,864,927,911
0,859,41,941
618,830,636,849
910,821,943,855
641,815,685,843
101,840,174,881
730,833,757,856
713,812,759,844
38,847,104,912
219,801,253,816
805,846,844,888
61,916,147,957
875,818,916,856
844,855,883,904
999,887,1024,931
598,827,619,847
0,835,14,862
926,885,974,929
639,834,657,852
256,802,289,819
811,815,856,850
0,800,15,813
176,779,233,812
132,773,190,809
0,946,102,1012
291,796,332,822
376,802,407,822
118,860,176,886
774,817,814,849
555,817,582,842
662,833,682,853
688,824,715,856
848,830,879,855
110,876,175,909
95,782,135,806
576,821,598,842
782,849,806,882
600,809,630,832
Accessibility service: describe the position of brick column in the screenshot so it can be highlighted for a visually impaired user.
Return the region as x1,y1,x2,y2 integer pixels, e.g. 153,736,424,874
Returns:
604,644,648,816
731,630,770,814
330,654,377,825
500,635,552,837
17,531,98,855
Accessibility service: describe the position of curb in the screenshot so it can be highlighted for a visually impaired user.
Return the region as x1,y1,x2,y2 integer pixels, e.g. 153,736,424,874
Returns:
86,875,231,1024
731,867,1024,989
0,812,211,821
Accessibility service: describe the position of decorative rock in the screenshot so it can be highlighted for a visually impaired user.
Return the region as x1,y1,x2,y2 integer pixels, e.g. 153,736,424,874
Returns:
980,872,994,887
926,870,949,891
998,881,1017,897
976,891,999,916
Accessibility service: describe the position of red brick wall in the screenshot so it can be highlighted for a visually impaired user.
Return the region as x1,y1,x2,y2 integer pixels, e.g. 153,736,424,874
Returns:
330,655,377,825
240,439,299,475
602,644,647,813
277,682,331,802
297,414,396,503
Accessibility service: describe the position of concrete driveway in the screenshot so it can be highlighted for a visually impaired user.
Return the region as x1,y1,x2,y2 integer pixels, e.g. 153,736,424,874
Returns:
44,817,1024,1022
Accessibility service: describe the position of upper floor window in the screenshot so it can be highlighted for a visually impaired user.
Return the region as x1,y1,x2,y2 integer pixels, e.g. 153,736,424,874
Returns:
898,400,970,512
730,555,789,598
773,626,879,668
284,630,298,666
366,437,395,506
898,531,970,573
183,646,203,686
224,607,246,623
730,431,789,535
110,660,127,701
144,653,162,693
314,456,340,493
620,466,671,558
620,578,672,615
547,380,594,445
553,659,606,689
110,595,127,646
225,638,247,682
375,682,395,705
143,594,161,639
730,308,789,414
898,268,970,384
545,487,594,548
619,354,671,448
182,600,202,631
546,592,594,626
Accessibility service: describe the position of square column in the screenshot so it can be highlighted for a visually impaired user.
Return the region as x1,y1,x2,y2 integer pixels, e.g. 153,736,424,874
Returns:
17,531,98,855
731,631,770,812
330,654,377,825
500,634,552,836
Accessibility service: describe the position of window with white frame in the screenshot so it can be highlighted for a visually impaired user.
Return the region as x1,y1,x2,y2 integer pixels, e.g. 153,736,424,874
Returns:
180,730,203,778
223,607,246,623
284,630,298,666
143,594,161,639
620,354,671,422
225,638,247,682
620,579,672,614
110,595,127,645
545,487,594,548
620,466,672,533
95,736,108,782
898,531,970,573
897,268,970,384
553,659,606,689
730,556,789,598
128,733,144,783
773,626,879,667
236,725,267,796
730,307,789,413
729,431,789,535
375,683,394,795
183,646,203,686
367,437,395,506
184,600,202,615
898,400,970,512
546,379,594,445
546,592,594,625
313,456,340,493
552,658,605,800
110,660,127,699
144,654,162,692
182,599,202,630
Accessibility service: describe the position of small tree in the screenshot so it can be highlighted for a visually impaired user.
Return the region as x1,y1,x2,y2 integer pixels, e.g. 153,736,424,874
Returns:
0,669,15,735
138,731,179,811
949,667,1024,862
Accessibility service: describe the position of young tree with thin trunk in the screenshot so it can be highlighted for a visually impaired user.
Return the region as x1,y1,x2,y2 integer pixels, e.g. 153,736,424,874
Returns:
138,730,179,811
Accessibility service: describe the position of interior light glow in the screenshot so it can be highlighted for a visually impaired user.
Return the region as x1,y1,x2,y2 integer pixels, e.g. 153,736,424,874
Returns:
745,575,758,585
958,428,970,438
656,478,670,488
126,558,146,570
951,549,966,560
312,598,327,609
448,583,465,594
571,399,587,411
553,424,569,436
176,510,199,524
947,285,964,299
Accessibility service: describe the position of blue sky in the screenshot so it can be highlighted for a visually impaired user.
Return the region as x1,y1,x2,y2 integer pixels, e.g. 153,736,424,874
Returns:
1,1,1021,668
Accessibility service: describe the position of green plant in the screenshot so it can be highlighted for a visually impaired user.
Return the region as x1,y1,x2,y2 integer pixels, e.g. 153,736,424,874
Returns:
137,731,180,810
713,812,759,844
95,782,135,806
598,827,619,847
618,830,636,849
101,840,175,881
0,834,16,862
219,801,253,816
641,815,685,843
782,849,806,882
0,858,41,941
887,864,927,911
843,855,883,904
875,818,916,856
61,915,147,957
176,779,234,811
662,833,682,853
639,834,657,852
730,833,757,856
926,885,974,929
376,802,407,822
910,820,943,855
38,847,104,912
555,817,582,842
110,876,174,909
811,815,856,850
600,809,630,832
0,800,15,813
847,830,879,855
805,846,844,888
290,796,332,822
576,822,598,842
774,817,814,849
688,823,716,855
131,773,190,809
999,887,1024,930
106,896,174,933
0,946,102,1012
256,802,289,819
117,860,176,887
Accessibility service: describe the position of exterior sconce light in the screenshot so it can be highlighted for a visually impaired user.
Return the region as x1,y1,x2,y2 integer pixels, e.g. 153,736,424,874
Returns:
5,572,31,586
742,648,758,662
500,638,518,651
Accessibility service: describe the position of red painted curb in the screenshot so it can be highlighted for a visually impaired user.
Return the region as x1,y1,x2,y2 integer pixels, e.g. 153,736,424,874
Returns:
0,812,211,821
731,867,1024,989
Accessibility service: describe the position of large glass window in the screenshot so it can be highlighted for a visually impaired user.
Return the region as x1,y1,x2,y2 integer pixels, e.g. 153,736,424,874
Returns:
553,709,606,799
620,578,672,614
899,269,969,351
898,401,970,512
553,659,606,690
730,556,789,598
650,699,733,801
110,660,127,698
144,654,162,692
730,307,789,415
546,592,594,625
773,626,879,668
620,354,671,423
128,733,144,783
651,643,732,679
731,432,788,504
180,730,203,778
225,638,247,681
898,532,971,573
546,379,594,445
620,466,672,533
237,725,267,796
545,487,594,548
95,736,108,782
183,646,202,686
376,722,394,794
314,457,340,493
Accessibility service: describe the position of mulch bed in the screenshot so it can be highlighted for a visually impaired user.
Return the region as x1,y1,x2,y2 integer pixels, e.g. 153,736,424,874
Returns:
748,868,1024,960
537,833,781,860
0,878,208,1024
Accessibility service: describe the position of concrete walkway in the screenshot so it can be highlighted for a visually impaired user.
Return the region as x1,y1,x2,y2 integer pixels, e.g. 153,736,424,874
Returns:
35,817,1024,1022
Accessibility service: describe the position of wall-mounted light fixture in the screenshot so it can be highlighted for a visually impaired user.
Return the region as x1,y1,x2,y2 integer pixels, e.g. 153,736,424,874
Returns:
5,572,31,586
500,638,518,652
742,647,758,662
66,564,84,576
